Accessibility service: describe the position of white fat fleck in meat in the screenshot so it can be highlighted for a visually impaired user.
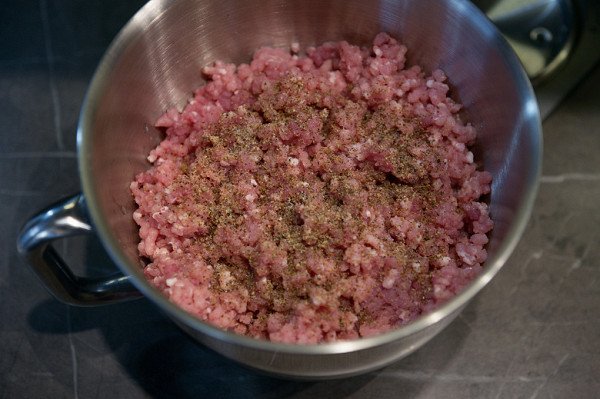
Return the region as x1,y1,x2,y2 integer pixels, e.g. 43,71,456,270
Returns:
154,248,169,258
328,72,337,84
219,270,235,290
382,269,400,289
457,246,476,266
166,277,178,287
466,151,474,163
411,262,423,273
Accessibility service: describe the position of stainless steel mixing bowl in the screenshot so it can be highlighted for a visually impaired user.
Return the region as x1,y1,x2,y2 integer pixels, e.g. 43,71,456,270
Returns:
18,0,542,378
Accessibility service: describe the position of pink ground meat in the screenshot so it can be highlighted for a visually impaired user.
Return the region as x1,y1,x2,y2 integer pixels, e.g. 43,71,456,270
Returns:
130,32,493,344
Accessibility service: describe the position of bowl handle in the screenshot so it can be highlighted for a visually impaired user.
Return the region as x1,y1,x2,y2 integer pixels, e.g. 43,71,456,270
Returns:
17,193,143,306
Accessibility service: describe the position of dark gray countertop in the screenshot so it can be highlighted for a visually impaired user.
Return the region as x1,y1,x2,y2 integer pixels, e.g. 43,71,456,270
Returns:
2,1,599,398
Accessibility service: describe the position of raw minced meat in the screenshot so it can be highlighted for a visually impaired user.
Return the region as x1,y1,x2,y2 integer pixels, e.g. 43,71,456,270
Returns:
130,32,493,344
